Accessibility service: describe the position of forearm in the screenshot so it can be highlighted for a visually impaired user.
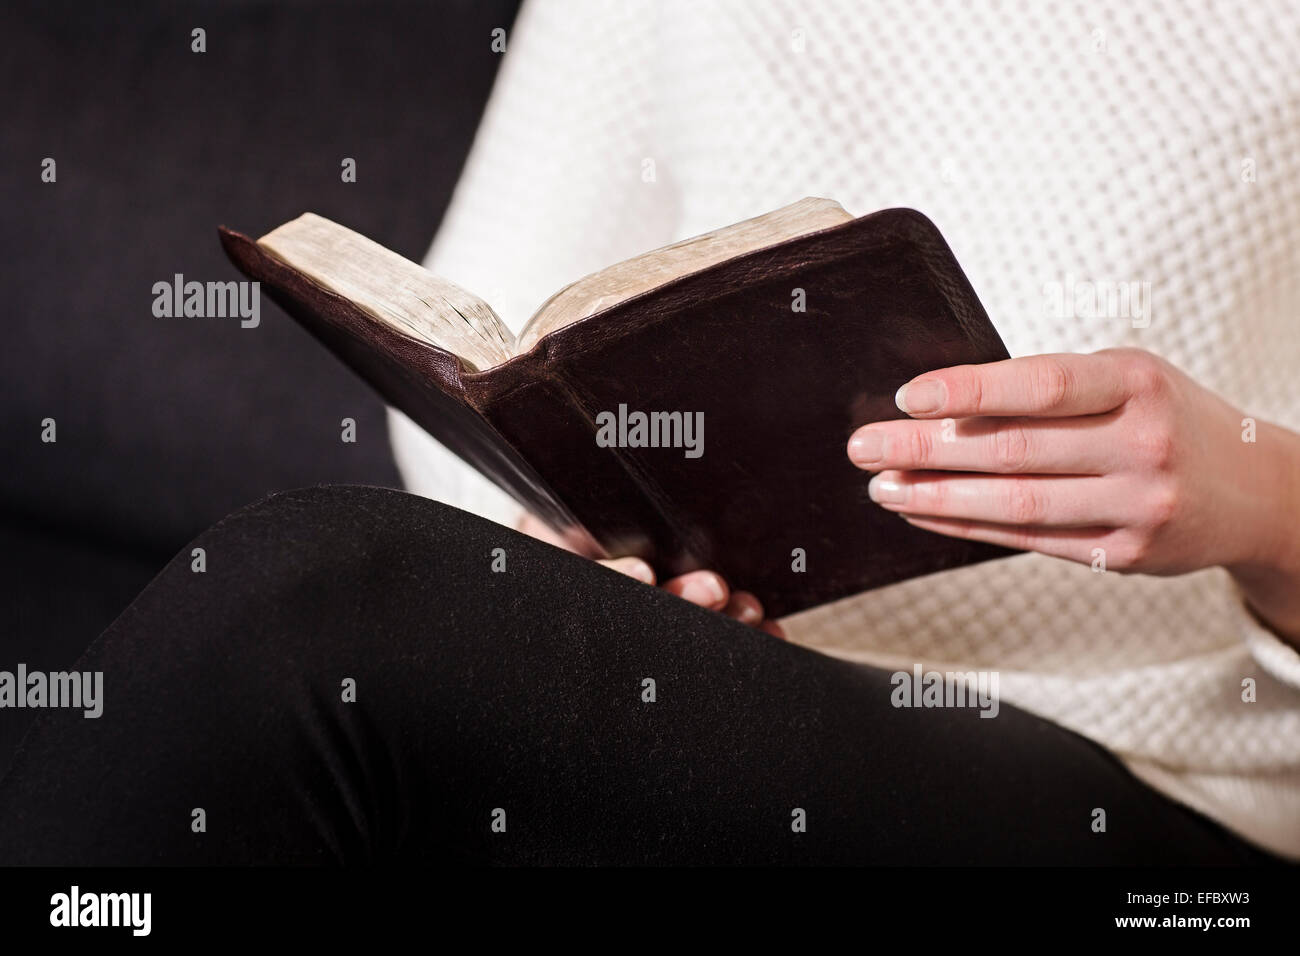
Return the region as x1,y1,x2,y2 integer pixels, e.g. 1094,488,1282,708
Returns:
1226,420,1300,648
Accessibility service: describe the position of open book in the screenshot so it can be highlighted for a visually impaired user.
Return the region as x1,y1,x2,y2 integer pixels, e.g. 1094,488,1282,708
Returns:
255,198,856,373
221,200,1015,616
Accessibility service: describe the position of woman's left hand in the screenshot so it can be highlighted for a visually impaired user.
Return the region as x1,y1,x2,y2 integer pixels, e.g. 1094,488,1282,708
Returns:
847,348,1300,643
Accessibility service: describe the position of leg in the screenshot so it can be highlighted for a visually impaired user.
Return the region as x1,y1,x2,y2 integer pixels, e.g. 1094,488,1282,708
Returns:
0,486,1269,864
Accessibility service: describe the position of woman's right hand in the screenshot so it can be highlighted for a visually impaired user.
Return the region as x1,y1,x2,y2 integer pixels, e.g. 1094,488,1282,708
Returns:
516,512,786,639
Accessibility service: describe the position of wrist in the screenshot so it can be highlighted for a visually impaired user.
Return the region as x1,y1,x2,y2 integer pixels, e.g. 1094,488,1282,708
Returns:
1225,420,1300,645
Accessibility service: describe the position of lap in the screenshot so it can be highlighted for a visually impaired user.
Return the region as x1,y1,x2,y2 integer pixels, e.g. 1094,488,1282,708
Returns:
0,486,1270,864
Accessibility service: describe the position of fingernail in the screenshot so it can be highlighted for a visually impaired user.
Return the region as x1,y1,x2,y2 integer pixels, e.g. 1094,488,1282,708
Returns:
847,429,886,466
734,594,763,624
619,558,656,584
895,379,945,414
868,474,908,504
684,573,727,607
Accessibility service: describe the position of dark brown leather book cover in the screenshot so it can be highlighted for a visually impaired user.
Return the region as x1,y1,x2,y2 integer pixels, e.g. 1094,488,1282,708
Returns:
220,208,1015,616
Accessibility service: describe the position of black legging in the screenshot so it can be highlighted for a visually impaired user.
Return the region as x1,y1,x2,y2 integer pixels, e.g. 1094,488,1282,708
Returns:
0,486,1273,864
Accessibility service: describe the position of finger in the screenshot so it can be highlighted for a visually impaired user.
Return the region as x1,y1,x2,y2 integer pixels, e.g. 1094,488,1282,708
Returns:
869,470,1137,527
759,620,787,640
663,570,729,610
848,412,1120,475
899,513,1110,564
895,353,1129,419
723,590,765,626
518,512,604,557
598,556,657,585
516,512,571,548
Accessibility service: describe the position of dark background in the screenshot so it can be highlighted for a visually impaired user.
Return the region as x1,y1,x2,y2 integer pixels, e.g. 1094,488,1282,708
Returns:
0,0,519,769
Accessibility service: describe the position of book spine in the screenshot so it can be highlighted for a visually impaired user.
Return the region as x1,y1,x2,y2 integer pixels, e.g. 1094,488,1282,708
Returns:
468,370,693,570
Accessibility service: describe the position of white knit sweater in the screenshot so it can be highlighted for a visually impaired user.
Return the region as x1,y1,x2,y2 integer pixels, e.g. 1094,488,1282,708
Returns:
389,0,1300,857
